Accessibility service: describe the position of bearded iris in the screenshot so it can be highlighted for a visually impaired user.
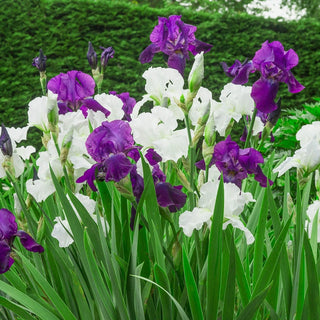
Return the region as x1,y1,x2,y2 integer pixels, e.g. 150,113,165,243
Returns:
47,70,110,116
0,209,44,273
196,136,272,188
76,120,138,190
139,15,212,75
222,41,304,113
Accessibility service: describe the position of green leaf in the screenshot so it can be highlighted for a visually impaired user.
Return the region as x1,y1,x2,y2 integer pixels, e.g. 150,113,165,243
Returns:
206,175,224,320
222,232,236,320
0,296,35,320
252,215,292,299
16,252,77,320
182,245,204,320
0,280,60,320
235,245,251,306
237,284,271,320
154,264,173,320
253,188,268,285
131,274,190,320
127,215,145,320
66,189,106,268
83,230,128,320
304,232,320,320
136,153,161,233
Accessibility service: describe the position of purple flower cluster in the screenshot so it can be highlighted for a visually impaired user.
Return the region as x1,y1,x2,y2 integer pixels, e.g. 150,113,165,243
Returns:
222,41,304,113
77,120,138,190
197,136,272,188
47,70,110,116
139,15,212,75
0,209,44,273
76,120,186,228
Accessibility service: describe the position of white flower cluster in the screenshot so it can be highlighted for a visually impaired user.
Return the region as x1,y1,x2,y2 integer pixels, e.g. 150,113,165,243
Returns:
274,121,320,176
178,166,255,244
26,90,126,203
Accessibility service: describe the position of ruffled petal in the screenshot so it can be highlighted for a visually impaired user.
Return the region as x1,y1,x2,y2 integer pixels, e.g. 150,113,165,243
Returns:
139,44,160,64
16,230,44,253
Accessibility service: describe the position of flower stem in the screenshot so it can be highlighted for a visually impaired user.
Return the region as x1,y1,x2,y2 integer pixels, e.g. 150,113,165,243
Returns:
244,107,257,149
184,114,195,210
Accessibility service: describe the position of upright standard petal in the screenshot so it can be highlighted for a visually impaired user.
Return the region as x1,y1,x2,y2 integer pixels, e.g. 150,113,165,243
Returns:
48,71,95,111
86,120,134,162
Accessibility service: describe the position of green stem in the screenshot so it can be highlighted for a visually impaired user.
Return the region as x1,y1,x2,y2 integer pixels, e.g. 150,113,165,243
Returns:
184,114,195,210
244,107,257,149
205,162,210,183
185,114,202,275
40,72,47,96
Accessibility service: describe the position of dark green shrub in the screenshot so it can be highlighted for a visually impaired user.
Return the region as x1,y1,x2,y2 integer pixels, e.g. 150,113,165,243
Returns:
0,0,319,131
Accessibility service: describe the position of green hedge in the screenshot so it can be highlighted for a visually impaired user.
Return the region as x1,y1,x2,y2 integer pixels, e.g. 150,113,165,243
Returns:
1,0,319,130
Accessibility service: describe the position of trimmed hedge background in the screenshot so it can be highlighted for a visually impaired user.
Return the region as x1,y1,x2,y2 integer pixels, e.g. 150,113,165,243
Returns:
1,0,320,130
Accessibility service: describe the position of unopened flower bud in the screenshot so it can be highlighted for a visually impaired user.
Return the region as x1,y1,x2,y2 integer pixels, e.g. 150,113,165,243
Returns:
114,175,135,202
204,109,216,147
100,46,114,69
287,193,296,223
202,139,214,167
172,237,182,268
60,128,73,165
0,124,13,157
36,216,46,243
87,42,98,70
188,52,204,93
297,167,311,189
32,49,46,72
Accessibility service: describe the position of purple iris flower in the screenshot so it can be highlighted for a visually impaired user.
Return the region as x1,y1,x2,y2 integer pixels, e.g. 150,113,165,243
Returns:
47,70,110,117
109,91,136,121
196,136,272,188
0,208,44,273
222,41,304,113
139,15,212,75
76,120,137,189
